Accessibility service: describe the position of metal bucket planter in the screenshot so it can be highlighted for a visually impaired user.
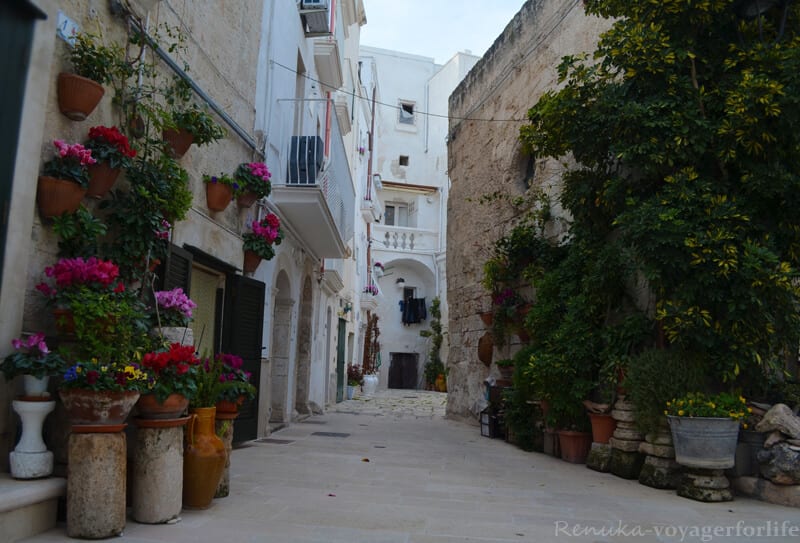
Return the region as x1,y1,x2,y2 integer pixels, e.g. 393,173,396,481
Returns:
668,416,740,469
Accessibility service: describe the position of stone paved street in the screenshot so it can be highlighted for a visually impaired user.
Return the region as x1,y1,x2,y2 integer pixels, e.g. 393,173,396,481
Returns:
22,390,799,542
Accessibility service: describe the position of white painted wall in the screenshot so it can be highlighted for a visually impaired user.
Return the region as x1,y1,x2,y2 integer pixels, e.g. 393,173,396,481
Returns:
358,48,479,389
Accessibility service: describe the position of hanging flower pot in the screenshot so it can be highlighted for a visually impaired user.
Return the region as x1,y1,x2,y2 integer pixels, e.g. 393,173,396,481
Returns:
204,178,233,212
52,307,75,336
477,332,493,366
86,162,121,199
236,191,259,208
36,176,87,218
243,249,262,273
162,128,194,158
57,73,105,121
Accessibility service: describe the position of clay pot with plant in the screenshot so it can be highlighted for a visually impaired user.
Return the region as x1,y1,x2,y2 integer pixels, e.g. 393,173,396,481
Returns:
58,32,129,121
161,105,225,158
37,140,95,218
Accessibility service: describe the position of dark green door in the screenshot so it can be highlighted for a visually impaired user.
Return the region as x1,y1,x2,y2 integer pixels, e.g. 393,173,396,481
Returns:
336,318,346,402
223,274,266,443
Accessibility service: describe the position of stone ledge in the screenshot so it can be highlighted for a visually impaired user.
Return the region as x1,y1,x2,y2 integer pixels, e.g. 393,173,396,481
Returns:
0,473,66,513
733,476,800,508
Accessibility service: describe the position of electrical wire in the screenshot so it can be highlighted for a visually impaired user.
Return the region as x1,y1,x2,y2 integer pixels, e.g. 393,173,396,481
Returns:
270,60,529,123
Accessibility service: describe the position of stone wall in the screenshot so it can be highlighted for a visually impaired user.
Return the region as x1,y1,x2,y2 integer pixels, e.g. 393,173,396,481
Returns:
2,0,264,465
445,0,610,420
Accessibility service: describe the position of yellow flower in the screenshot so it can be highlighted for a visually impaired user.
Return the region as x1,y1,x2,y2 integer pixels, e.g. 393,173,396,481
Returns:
666,401,671,407
743,423,748,429
678,410,685,416
739,396,746,403
708,402,716,409
747,407,752,413
663,410,668,415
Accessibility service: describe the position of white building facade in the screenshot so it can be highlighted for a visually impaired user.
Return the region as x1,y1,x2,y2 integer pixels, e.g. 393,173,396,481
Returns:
358,47,479,390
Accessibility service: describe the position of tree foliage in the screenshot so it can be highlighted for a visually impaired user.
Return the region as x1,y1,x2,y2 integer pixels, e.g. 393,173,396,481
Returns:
519,0,800,386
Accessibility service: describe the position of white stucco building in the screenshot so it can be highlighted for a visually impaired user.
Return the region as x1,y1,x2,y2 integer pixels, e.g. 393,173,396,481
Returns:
358,46,479,389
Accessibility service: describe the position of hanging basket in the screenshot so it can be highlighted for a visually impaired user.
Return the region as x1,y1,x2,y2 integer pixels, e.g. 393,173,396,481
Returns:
236,191,259,208
162,128,194,158
86,162,121,199
37,176,86,218
57,72,105,121
206,182,233,212
243,250,262,273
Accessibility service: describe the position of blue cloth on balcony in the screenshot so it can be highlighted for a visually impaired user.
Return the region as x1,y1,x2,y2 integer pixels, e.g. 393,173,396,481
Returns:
402,297,427,325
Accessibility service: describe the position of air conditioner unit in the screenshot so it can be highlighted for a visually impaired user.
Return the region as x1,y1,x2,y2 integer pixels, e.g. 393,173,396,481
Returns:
288,136,324,184
300,0,329,33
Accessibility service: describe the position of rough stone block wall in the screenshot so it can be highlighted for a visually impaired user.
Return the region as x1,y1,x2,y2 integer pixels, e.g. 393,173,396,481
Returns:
445,0,610,420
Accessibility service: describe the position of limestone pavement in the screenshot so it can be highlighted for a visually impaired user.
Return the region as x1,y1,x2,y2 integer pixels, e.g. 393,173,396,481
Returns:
21,390,799,542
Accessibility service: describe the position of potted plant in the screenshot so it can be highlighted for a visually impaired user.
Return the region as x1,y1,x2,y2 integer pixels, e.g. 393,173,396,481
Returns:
242,213,283,273
161,105,225,158
38,139,95,218
58,32,128,120
151,287,197,346
83,126,137,198
373,261,385,277
59,359,150,427
202,172,237,212
363,284,379,295
495,359,514,382
666,391,749,470
137,343,202,419
2,333,64,398
214,353,257,416
346,363,363,399
233,162,272,207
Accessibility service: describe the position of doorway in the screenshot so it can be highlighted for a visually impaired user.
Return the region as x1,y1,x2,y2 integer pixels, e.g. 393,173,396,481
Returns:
388,353,418,389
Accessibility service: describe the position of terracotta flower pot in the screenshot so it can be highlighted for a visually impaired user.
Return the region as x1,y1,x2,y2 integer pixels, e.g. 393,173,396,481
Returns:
86,162,121,199
57,72,105,121
479,311,493,326
52,307,76,336
215,396,245,418
59,389,140,428
557,430,593,464
588,412,617,444
136,393,189,420
236,191,259,208
205,182,233,212
37,176,87,218
477,332,493,366
162,128,194,158
183,407,226,509
243,249,262,273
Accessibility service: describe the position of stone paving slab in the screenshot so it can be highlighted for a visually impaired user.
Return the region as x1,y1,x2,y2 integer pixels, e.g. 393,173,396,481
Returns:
20,390,799,542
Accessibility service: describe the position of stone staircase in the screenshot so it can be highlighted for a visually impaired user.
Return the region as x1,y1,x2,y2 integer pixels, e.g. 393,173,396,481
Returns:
0,474,65,542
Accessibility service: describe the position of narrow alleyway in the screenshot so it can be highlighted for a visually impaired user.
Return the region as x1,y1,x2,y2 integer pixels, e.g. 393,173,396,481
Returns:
23,391,798,542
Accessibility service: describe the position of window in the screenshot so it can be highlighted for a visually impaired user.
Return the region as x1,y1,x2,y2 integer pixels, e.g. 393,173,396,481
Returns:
399,155,409,166
384,203,408,227
398,101,415,125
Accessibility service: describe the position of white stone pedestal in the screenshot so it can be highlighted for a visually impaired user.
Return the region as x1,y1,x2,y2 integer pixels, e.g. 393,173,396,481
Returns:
9,400,55,479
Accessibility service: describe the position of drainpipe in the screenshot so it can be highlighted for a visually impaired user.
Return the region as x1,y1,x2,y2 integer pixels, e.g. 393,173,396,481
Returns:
365,83,377,280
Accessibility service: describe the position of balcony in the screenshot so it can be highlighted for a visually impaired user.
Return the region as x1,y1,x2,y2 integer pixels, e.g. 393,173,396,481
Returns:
372,225,438,253
271,103,355,259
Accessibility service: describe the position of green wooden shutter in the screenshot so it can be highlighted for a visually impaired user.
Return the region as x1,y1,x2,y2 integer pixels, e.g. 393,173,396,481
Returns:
160,244,193,292
223,274,266,443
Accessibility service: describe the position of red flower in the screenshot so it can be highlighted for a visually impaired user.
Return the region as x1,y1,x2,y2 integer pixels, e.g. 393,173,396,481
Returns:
87,370,99,384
